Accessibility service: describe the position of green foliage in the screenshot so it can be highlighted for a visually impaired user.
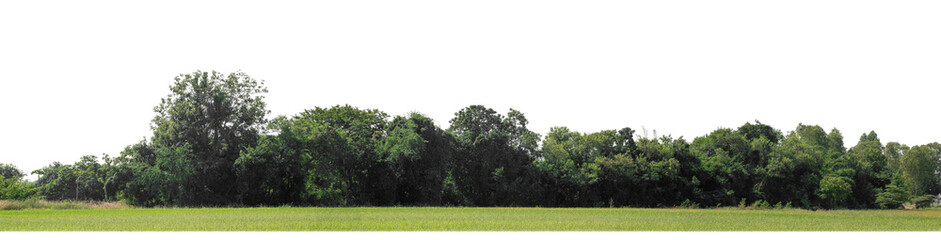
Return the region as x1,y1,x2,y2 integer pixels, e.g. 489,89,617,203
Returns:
122,144,197,206
839,132,887,208
31,155,124,202
0,163,25,179
818,174,853,207
875,184,910,209
22,71,941,210
0,164,34,200
233,134,306,206
448,105,540,206
913,194,935,209
379,113,455,205
0,176,36,200
678,199,700,209
295,105,389,205
750,199,772,209
149,70,269,205
898,145,940,198
760,124,846,208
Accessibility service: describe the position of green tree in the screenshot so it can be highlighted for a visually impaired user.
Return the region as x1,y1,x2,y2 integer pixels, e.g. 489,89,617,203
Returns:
293,105,389,205
875,183,909,209
448,105,540,206
379,113,455,205
149,70,269,205
760,124,841,208
0,176,36,200
233,133,307,206
817,169,854,208
0,163,25,180
898,144,940,199
838,131,887,208
121,144,196,206
884,142,908,174
32,162,77,200
691,128,753,206
0,164,35,200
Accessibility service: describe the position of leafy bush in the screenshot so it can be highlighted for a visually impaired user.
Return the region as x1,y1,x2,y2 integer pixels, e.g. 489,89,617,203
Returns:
913,194,935,209
0,176,36,200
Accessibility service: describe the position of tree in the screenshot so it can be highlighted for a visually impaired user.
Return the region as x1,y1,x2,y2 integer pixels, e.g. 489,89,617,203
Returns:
149,70,269,205
32,162,73,200
817,169,854,208
837,131,887,208
760,124,841,208
233,134,306,206
0,176,35,200
737,120,783,144
0,164,35,200
120,144,196,206
884,142,908,174
448,105,540,206
898,144,940,199
691,128,754,206
0,163,25,180
293,105,389,205
875,183,909,209
536,127,633,207
379,113,455,205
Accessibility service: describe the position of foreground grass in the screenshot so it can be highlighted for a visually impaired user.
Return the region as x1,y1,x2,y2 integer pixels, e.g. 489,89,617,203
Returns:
0,207,939,231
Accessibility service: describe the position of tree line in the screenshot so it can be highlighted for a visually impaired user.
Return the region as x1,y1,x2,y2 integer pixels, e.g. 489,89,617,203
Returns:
2,71,940,209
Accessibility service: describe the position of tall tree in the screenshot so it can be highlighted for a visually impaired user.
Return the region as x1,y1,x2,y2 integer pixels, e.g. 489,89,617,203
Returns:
448,105,540,206
379,113,455,205
148,70,269,205
884,142,908,174
837,131,887,208
293,105,389,205
898,144,940,199
760,124,841,208
691,128,754,206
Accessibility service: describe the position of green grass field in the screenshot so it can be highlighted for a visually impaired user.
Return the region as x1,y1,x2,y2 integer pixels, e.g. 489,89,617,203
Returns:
1,207,939,231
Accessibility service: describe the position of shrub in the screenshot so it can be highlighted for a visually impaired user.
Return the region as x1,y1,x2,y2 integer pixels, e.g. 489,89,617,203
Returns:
875,184,908,209
678,199,700,209
913,195,934,209
0,176,37,200
750,200,772,209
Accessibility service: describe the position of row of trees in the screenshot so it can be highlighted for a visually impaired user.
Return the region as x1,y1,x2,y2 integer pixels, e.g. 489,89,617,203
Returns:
2,71,940,209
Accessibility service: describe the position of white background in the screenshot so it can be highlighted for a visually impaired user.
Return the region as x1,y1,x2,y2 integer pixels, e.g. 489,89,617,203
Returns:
1,1,940,177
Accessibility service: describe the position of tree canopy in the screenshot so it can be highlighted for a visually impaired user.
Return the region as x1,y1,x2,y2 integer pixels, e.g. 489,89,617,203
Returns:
6,71,941,210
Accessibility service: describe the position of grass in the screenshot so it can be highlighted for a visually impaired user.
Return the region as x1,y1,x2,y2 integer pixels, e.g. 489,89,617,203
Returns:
0,199,131,210
0,207,939,231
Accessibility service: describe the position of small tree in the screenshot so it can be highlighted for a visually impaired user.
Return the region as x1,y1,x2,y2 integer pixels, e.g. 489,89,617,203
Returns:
0,163,25,180
875,184,909,209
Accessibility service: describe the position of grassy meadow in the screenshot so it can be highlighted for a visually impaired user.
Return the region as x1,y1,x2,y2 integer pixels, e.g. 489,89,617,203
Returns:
1,207,939,231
